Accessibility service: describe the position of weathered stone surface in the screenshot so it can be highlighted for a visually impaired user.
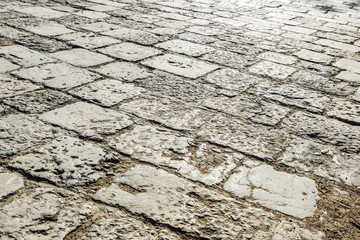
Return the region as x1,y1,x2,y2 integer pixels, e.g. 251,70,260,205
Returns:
224,160,319,219
25,22,74,37
74,10,109,19
0,173,24,200
204,68,260,91
327,99,360,124
186,26,226,36
282,112,360,153
40,102,133,140
94,165,278,239
333,58,360,74
93,61,150,81
0,45,55,67
198,114,289,160
292,70,355,96
336,71,360,85
0,58,19,73
14,6,69,19
0,74,40,98
249,60,297,80
57,32,120,49
109,125,242,185
315,39,360,53
280,138,360,186
142,54,218,79
201,49,258,69
80,22,120,32
294,49,333,64
270,220,324,240
0,188,92,240
51,48,113,67
13,63,100,89
354,88,360,102
69,80,145,107
102,27,167,45
0,114,55,158
253,81,331,113
155,39,214,56
10,136,111,186
98,42,161,61
119,96,212,130
258,51,297,65
16,34,71,53
203,95,290,126
295,60,339,76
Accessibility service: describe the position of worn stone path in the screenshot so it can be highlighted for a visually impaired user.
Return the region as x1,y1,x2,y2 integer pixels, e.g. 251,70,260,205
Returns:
0,0,360,239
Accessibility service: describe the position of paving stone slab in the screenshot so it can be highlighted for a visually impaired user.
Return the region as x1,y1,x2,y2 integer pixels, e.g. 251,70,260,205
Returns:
0,74,40,99
155,39,215,57
202,95,291,126
354,88,360,102
73,10,109,19
292,70,355,96
51,48,113,67
92,61,151,81
0,187,92,240
0,45,55,67
57,32,120,49
201,49,258,69
186,25,226,36
333,58,360,74
80,22,121,32
178,32,217,44
94,165,277,239
0,114,55,158
24,22,74,37
119,96,213,130
15,6,70,19
98,42,162,61
10,136,111,187
16,34,71,53
155,19,193,29
327,98,360,124
142,53,219,79
295,60,339,76
294,49,334,65
224,160,319,219
280,138,360,187
0,173,24,200
282,111,360,153
198,114,289,160
102,27,168,45
204,68,260,91
335,71,360,85
109,125,242,185
69,80,145,107
257,51,297,65
249,60,297,80
2,89,72,114
13,63,100,89
252,81,331,113
315,39,360,53
0,58,19,73
40,102,133,140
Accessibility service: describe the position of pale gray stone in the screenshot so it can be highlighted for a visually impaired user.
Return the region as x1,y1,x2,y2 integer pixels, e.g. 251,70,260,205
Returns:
249,61,297,80
253,81,331,113
224,161,319,219
40,102,133,140
119,96,213,130
57,32,120,49
0,173,24,200
15,6,70,19
81,22,120,32
0,45,55,67
282,25,316,34
295,60,338,76
69,80,145,107
354,88,360,102
25,22,74,36
155,39,215,57
186,26,226,36
0,74,40,98
141,54,218,79
282,112,360,153
271,220,324,240
74,10,109,19
315,39,360,53
203,95,291,126
98,42,161,61
0,188,92,240
336,71,360,84
0,114,55,158
51,48,113,67
94,165,278,239
201,50,258,69
198,114,289,160
92,62,151,81
10,136,109,186
258,51,297,65
333,58,360,74
327,99,360,124
0,58,19,73
280,138,360,186
155,19,193,29
109,125,242,185
102,27,167,45
13,63,100,89
294,49,333,64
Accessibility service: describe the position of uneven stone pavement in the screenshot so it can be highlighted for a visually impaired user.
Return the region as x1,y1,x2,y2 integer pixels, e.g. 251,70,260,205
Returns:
0,0,360,239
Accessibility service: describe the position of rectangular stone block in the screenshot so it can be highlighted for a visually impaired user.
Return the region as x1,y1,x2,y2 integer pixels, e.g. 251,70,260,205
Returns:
249,60,297,80
25,22,74,36
0,74,40,98
155,39,215,57
0,58,19,73
92,62,151,81
333,58,360,74
15,6,69,18
51,48,113,67
294,49,333,64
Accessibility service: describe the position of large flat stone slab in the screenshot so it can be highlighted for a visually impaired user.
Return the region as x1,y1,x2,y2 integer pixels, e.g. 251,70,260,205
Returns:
0,58,19,73
51,48,113,67
0,74,40,98
15,6,70,19
249,60,297,80
327,99,360,124
102,27,168,45
92,62,151,81
155,39,215,56
0,173,24,200
25,22,74,37
57,32,120,49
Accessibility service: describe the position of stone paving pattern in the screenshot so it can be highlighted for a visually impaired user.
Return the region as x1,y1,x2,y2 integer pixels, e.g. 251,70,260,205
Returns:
0,0,360,239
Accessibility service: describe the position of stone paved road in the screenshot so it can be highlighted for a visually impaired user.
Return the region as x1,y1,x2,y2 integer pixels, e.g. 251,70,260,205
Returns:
0,0,360,239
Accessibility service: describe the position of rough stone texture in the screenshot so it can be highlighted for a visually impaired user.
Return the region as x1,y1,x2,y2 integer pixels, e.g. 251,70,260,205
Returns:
354,88,360,102
102,27,168,45
252,81,331,113
155,39,215,57
109,125,242,186
14,6,70,19
202,95,291,126
0,58,19,73
0,173,24,200
280,138,360,187
13,63,100,89
56,32,120,49
69,80,145,107
119,96,213,131
0,114,55,158
10,136,110,186
327,99,360,124
142,53,218,79
198,114,289,160
51,48,113,67
40,102,133,140
94,165,278,239
282,112,360,153
249,60,297,80
336,71,360,85
224,160,319,219
333,58,360,74
0,74,40,98
0,187,92,240
294,49,333,64
92,62,151,81
24,22,74,37
2,90,72,113
201,49,258,69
